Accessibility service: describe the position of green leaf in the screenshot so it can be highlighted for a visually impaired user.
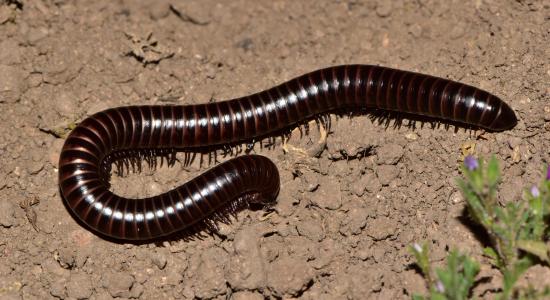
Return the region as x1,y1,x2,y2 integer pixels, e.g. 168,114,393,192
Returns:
487,155,500,186
431,293,447,300
412,294,426,300
458,181,491,227
517,240,549,263
409,242,431,281
483,247,503,268
432,250,479,300
502,257,535,295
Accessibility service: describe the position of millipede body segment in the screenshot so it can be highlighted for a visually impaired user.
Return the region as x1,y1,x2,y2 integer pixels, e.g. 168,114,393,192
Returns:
58,64,517,241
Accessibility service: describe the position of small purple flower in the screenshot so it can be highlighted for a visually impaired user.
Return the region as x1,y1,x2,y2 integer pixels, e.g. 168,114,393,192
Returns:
531,185,540,198
435,280,445,293
464,155,479,171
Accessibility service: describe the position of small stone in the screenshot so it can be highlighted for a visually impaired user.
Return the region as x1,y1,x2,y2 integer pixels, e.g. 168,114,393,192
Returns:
151,253,167,270
55,247,76,269
216,221,234,237
66,273,93,300
102,272,135,298
405,133,418,140
0,199,17,228
376,165,398,186
235,38,254,51
511,146,521,163
449,191,462,204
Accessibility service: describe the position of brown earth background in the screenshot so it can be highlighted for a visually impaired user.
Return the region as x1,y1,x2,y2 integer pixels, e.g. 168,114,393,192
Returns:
0,0,549,299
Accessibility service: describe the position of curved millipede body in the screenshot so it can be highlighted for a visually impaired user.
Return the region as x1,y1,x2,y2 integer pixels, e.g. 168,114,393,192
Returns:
58,64,517,241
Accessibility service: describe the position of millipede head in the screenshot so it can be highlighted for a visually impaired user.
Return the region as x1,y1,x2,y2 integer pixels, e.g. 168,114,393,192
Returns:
488,101,518,131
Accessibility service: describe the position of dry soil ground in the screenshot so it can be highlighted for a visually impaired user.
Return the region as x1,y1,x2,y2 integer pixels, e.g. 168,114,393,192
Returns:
0,0,549,299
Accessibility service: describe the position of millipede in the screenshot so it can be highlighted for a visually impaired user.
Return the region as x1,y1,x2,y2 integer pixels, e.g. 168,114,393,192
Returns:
58,64,517,241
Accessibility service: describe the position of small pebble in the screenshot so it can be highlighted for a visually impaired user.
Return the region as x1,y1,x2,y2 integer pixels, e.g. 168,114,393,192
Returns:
405,132,418,140
449,191,462,204
151,253,167,270
55,247,76,269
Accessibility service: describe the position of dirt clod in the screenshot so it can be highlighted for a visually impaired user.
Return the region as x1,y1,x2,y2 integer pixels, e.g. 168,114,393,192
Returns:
0,65,26,103
0,198,17,227
310,175,342,210
375,165,399,186
66,273,93,300
102,272,135,298
268,256,314,297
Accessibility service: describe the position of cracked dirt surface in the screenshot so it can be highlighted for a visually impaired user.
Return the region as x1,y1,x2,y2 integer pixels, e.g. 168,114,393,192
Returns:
0,0,548,299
